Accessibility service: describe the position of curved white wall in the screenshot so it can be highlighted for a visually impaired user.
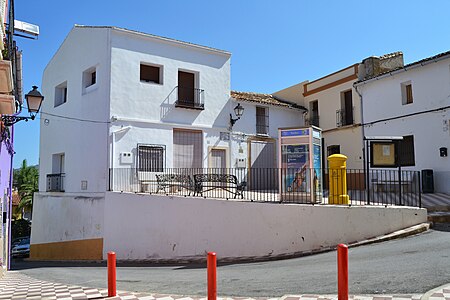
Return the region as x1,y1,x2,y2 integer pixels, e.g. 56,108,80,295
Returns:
102,192,426,261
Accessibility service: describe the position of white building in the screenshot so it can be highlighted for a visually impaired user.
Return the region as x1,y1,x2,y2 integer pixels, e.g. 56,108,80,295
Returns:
32,25,305,260
355,50,450,194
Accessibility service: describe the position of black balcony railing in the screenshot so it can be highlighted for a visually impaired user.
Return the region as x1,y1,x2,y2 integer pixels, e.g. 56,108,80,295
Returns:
307,115,320,127
175,86,204,110
109,167,421,207
336,107,354,127
47,173,65,192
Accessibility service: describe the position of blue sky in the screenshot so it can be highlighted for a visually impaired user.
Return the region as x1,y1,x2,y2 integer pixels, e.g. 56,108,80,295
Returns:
11,0,450,168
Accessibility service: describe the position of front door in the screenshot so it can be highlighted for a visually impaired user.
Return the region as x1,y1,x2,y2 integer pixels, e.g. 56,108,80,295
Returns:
249,140,277,190
210,148,226,173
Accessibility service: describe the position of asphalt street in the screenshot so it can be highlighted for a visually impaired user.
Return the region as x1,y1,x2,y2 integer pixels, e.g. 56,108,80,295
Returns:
12,223,450,297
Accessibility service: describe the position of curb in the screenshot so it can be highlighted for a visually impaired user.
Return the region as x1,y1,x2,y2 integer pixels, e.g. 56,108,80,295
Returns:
348,222,430,248
420,282,450,300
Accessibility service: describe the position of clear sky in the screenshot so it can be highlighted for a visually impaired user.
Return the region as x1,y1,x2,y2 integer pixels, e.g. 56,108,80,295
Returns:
10,0,450,168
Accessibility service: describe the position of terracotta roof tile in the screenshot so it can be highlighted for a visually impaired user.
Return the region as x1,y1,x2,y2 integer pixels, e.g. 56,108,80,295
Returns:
231,91,306,110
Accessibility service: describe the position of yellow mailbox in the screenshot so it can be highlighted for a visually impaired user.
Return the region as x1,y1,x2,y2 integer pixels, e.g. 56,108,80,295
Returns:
327,154,349,205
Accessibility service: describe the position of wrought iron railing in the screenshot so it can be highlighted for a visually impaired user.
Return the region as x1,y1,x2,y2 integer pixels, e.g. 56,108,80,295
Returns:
175,86,204,110
336,107,354,127
109,168,421,207
306,115,320,127
46,173,65,192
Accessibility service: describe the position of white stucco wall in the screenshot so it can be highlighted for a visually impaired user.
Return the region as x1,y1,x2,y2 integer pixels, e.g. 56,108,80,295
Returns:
101,192,426,261
40,27,111,193
359,56,450,193
31,193,105,245
31,192,426,261
109,29,231,128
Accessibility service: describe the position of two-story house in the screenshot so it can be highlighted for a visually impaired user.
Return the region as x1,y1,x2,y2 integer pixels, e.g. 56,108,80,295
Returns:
32,25,305,260
355,50,450,193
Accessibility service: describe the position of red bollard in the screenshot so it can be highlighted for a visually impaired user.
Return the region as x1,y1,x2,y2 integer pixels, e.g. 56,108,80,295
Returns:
337,244,348,300
108,251,117,297
207,252,217,300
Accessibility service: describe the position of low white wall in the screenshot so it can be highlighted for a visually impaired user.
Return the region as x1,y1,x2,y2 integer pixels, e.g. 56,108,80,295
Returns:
31,193,105,244
102,192,427,261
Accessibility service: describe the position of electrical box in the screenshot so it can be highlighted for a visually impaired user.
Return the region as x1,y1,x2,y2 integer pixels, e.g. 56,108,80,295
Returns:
236,158,246,168
81,180,88,190
120,152,133,164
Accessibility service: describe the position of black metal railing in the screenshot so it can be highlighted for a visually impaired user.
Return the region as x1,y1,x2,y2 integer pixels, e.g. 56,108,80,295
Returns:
336,107,354,127
175,86,204,110
307,115,320,127
47,173,65,192
109,168,421,207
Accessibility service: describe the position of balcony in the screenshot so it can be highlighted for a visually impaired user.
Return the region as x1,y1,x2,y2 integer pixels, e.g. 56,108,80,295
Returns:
47,173,65,192
306,114,320,127
175,86,204,110
336,107,354,127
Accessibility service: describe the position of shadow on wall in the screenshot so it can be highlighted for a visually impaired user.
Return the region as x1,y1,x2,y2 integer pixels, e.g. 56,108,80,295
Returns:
159,87,200,124
114,37,229,69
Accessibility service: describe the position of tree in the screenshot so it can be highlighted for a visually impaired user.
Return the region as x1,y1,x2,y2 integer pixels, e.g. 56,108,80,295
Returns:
13,159,39,216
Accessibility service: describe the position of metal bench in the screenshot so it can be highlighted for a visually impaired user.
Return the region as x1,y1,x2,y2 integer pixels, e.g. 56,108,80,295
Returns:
155,174,195,195
193,174,247,199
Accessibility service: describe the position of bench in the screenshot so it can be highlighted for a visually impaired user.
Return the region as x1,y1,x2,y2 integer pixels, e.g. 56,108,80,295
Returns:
155,174,195,195
193,174,247,199
372,171,414,193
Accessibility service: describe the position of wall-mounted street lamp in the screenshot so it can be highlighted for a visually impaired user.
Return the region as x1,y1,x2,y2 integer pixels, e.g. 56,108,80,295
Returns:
229,103,244,130
2,86,44,126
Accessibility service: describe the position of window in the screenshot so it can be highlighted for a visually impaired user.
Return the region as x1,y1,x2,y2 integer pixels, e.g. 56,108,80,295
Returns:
137,144,165,172
327,145,340,157
398,135,415,166
173,129,203,168
309,100,319,126
140,64,162,84
256,106,269,135
401,81,413,105
83,67,97,89
54,82,67,107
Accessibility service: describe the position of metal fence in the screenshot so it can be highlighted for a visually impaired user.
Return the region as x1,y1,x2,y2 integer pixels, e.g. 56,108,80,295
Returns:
109,168,421,207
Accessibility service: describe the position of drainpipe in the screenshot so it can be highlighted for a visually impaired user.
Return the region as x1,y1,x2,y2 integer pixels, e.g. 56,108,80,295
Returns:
353,83,367,198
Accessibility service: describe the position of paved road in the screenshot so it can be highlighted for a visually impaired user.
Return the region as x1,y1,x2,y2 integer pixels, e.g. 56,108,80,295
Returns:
13,224,450,297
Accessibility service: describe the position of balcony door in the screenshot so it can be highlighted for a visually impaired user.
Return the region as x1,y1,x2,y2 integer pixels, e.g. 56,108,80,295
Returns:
178,71,195,106
343,90,353,125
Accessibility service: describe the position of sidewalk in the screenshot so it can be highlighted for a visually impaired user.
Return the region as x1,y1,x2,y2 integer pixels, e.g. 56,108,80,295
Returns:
0,271,448,300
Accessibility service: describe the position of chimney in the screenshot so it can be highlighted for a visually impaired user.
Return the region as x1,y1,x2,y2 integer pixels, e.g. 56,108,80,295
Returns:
360,52,404,80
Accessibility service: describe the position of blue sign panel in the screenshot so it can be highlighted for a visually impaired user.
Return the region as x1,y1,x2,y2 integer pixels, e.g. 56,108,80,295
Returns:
281,129,309,137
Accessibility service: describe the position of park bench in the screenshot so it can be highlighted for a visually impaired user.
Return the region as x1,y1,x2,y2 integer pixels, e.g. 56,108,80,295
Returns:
155,174,195,195
193,174,247,199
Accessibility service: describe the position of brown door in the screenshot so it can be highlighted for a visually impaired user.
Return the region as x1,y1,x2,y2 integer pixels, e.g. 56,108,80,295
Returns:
344,91,353,125
178,71,195,106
